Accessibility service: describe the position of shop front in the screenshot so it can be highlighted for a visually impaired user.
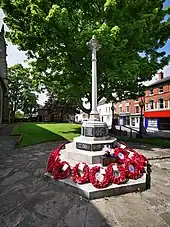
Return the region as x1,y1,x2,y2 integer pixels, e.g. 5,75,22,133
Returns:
144,110,170,131
118,113,130,126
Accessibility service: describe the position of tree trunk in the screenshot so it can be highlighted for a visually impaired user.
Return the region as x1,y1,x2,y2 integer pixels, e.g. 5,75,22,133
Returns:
10,111,15,123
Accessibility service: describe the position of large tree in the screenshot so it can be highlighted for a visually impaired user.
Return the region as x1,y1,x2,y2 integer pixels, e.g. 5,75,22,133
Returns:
8,64,38,121
44,93,79,121
2,0,170,113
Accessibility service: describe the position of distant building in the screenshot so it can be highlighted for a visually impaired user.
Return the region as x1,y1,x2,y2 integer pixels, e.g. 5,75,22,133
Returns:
0,25,9,124
144,72,170,130
116,72,170,131
73,71,170,131
37,108,75,122
75,99,118,128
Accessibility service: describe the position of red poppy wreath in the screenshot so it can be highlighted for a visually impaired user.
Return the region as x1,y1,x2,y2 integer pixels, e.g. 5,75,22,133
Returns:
52,161,71,180
72,162,89,184
89,166,111,189
125,159,141,180
114,147,128,164
46,144,65,173
46,148,61,173
107,163,127,184
132,153,147,170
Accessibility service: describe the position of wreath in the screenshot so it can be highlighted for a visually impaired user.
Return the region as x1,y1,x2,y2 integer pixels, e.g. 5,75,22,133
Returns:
127,148,137,159
46,148,60,173
125,159,141,180
131,154,147,172
118,141,128,149
72,162,89,184
46,144,65,173
52,161,71,180
89,166,111,189
114,147,128,164
107,163,127,184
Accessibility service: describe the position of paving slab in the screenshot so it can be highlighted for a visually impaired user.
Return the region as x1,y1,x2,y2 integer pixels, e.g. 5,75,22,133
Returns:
0,140,170,226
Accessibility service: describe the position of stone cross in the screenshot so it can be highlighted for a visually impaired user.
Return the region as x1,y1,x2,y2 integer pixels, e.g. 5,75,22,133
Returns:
87,35,101,120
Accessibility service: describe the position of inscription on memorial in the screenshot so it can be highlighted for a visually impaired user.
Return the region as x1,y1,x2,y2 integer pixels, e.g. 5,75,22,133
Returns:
94,127,106,137
84,127,93,137
92,144,102,151
76,142,91,151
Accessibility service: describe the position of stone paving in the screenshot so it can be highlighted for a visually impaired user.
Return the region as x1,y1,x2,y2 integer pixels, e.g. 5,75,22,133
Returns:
0,138,170,226
0,124,17,152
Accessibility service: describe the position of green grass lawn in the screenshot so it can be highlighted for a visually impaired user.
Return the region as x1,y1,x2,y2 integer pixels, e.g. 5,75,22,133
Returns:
12,122,170,148
13,122,81,147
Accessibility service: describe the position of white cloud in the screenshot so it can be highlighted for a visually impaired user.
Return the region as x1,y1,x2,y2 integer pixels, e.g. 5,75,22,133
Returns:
162,62,170,77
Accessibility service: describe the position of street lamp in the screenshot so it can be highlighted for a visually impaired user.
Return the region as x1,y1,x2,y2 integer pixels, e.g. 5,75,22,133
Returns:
139,98,145,137
111,102,115,131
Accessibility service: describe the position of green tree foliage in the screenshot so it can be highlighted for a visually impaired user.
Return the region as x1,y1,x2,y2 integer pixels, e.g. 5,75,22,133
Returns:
8,64,38,120
15,110,24,119
44,93,79,121
1,0,170,113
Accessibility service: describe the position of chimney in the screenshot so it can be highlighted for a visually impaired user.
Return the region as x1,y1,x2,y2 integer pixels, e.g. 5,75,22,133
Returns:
158,71,164,80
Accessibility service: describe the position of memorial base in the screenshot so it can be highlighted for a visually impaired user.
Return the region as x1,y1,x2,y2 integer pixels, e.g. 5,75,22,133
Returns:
45,119,149,200
45,172,147,200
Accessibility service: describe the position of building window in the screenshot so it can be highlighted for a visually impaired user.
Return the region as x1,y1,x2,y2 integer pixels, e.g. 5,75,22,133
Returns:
169,97,170,109
136,117,138,123
150,89,153,95
131,118,135,126
158,98,164,109
148,119,157,128
145,103,148,110
149,100,154,110
135,106,139,113
159,86,163,93
120,107,122,112
126,106,129,113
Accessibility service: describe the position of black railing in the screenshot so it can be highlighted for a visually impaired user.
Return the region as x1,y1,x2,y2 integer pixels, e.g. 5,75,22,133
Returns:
118,125,139,138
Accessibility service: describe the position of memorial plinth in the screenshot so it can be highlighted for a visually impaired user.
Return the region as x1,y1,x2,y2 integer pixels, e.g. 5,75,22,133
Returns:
61,120,117,164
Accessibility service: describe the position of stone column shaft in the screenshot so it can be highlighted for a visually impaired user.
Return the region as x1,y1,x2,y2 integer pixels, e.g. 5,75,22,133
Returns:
91,48,98,117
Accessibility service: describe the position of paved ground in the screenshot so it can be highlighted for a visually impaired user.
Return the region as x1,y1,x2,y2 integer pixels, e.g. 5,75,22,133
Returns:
0,129,170,226
0,124,18,152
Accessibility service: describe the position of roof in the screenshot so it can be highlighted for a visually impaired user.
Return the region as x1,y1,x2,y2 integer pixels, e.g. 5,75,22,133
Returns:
98,97,107,106
146,76,170,88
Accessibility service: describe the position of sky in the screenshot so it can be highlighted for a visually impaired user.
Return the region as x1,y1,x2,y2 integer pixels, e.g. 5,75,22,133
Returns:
0,1,170,105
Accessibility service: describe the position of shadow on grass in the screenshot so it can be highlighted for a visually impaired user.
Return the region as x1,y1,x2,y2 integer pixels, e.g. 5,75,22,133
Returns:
61,127,81,135
13,123,70,148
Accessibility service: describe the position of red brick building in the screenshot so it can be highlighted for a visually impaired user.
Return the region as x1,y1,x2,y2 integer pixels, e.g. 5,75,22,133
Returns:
144,72,170,130
116,72,170,131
